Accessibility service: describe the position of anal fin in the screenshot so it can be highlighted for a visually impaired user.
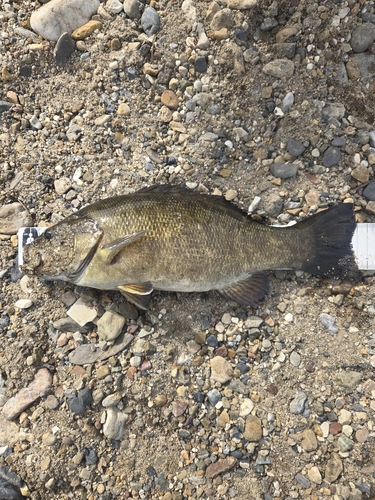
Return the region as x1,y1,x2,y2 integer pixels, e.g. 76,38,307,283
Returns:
118,282,153,310
218,272,269,307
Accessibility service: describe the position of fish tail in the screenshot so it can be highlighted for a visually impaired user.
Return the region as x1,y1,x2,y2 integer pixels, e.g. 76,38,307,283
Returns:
295,203,360,279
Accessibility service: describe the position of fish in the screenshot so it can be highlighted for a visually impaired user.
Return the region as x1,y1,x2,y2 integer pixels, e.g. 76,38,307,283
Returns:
21,185,360,310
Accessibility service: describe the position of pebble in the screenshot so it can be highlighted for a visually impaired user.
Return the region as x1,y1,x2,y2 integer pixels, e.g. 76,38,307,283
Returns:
301,429,317,451
337,371,362,392
195,56,208,73
295,473,310,489
207,388,222,406
69,344,103,365
14,299,33,309
54,177,72,195
355,425,369,443
30,0,100,41
210,356,234,384
54,32,76,66
103,408,128,440
322,146,341,167
308,466,322,484
68,387,92,414
337,434,353,451
141,7,160,36
282,92,294,112
53,317,90,334
286,139,305,157
0,203,32,235
67,298,98,326
239,398,254,416
205,456,237,478
226,0,258,9
225,189,237,201
106,0,123,14
363,181,375,201
320,313,338,333
210,9,233,31
290,391,307,414
71,20,102,40
96,310,126,341
270,163,297,179
290,351,301,367
2,368,52,420
161,90,179,110
263,59,294,79
305,189,320,207
117,103,131,116
243,415,263,441
325,453,343,483
123,0,141,18
350,23,375,53
351,164,369,183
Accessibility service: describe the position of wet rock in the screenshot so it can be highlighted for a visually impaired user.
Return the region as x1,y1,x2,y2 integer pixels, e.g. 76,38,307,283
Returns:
141,7,160,36
290,391,307,414
30,0,100,41
54,32,75,66
325,453,343,483
287,138,305,157
68,387,93,414
0,203,32,235
210,356,234,384
243,415,262,441
263,59,294,79
123,0,141,18
270,163,297,179
363,182,375,201
2,368,52,420
350,23,375,53
205,456,237,478
97,310,126,341
103,408,128,440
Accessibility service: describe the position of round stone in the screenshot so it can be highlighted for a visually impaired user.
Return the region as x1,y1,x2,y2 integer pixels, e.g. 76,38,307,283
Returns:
287,138,305,157
161,90,179,110
141,7,160,36
270,163,297,178
350,23,375,53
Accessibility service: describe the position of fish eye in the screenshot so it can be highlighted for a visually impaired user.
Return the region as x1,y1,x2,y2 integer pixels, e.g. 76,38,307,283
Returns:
44,231,53,241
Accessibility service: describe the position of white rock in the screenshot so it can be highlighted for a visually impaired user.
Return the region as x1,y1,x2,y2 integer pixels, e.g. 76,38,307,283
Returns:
239,398,255,417
67,298,98,326
14,299,33,309
227,0,258,9
103,408,128,440
197,32,209,50
106,0,123,14
30,0,100,41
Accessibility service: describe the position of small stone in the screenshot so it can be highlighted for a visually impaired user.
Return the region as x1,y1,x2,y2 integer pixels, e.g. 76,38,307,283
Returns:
350,23,375,53
287,138,305,157
264,194,283,218
337,434,353,452
338,408,351,424
68,387,92,414
97,310,126,341
54,32,75,66
103,408,128,440
290,351,301,367
270,163,297,179
263,59,294,79
356,425,369,443
225,189,237,201
71,20,102,40
0,202,32,235
30,0,100,41
161,90,179,110
363,182,375,201
94,114,110,126
69,344,103,365
305,189,320,207
295,473,310,489
322,146,341,168
276,26,299,43
325,453,343,483
239,398,254,416
207,388,221,406
210,356,234,384
261,17,278,31
243,415,262,442
351,165,369,183
346,59,361,80
329,422,342,435
106,0,123,14
308,466,322,484
195,56,208,73
171,400,187,417
210,9,233,30
67,298,97,326
2,368,53,420
102,393,122,407
197,32,209,49
290,391,307,414
337,371,362,391
117,103,131,116
14,299,33,309
320,313,338,333
154,394,167,407
54,177,72,195
226,0,257,9
301,429,318,451
141,7,160,36
205,456,237,478
123,0,141,18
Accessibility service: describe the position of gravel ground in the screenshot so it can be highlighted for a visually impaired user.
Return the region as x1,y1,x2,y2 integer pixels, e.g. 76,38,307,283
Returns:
1,0,375,499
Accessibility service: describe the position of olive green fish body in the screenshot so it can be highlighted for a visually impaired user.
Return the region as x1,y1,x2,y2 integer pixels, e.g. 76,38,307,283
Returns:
22,186,359,309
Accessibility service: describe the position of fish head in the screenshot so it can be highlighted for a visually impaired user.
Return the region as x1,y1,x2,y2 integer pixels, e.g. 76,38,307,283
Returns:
22,216,103,282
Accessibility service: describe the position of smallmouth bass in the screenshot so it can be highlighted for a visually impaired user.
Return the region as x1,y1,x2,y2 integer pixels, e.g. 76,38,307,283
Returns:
22,185,360,309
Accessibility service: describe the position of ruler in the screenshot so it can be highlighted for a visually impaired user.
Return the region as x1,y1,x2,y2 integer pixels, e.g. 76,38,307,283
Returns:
17,224,375,270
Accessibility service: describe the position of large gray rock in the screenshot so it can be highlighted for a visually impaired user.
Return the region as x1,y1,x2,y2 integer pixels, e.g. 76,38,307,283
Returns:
350,23,375,53
263,59,294,79
30,0,100,41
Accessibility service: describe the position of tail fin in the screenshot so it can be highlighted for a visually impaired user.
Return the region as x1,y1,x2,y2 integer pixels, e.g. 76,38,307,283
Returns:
296,204,360,279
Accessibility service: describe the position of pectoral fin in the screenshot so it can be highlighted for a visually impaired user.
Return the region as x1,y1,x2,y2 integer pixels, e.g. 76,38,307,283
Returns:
118,281,153,310
101,230,147,264
218,272,270,307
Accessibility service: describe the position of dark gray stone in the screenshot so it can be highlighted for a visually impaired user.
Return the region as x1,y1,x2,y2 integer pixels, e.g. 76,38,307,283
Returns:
260,17,278,31
141,7,160,36
0,467,25,500
295,473,311,489
287,138,305,157
352,53,375,84
207,388,221,406
0,101,13,115
270,163,298,178
331,137,346,147
322,146,341,167
68,387,93,414
54,32,75,66
276,42,296,59
350,23,375,53
363,182,375,201
195,56,208,73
